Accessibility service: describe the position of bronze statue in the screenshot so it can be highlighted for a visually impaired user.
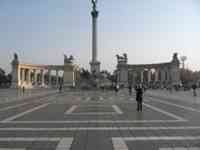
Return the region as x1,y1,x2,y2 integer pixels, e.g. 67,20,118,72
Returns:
116,53,128,64
92,0,97,11
64,54,74,64
14,53,18,61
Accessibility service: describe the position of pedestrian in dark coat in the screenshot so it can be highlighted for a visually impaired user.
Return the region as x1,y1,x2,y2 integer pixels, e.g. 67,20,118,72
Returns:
128,84,132,95
135,84,143,112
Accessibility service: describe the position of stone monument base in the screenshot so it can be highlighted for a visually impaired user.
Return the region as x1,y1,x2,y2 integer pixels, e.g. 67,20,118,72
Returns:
90,61,100,74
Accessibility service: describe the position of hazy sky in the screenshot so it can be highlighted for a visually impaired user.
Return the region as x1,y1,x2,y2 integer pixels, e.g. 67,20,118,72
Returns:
1,0,200,73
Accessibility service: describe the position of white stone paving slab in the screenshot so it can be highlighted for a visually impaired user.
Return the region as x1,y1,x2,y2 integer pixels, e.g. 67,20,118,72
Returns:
119,136,200,141
112,105,123,114
0,102,29,112
64,105,78,114
56,138,73,150
0,149,26,150
0,137,73,150
112,137,128,150
143,103,187,121
148,97,200,113
1,126,200,131
159,148,200,150
1,103,50,123
1,119,187,124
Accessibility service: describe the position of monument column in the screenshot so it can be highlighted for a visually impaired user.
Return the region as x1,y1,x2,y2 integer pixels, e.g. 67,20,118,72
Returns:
140,71,144,83
90,0,101,74
22,68,25,83
148,70,151,83
33,69,37,85
41,70,44,86
27,69,31,87
56,70,59,86
11,53,20,88
48,70,51,86
155,69,159,82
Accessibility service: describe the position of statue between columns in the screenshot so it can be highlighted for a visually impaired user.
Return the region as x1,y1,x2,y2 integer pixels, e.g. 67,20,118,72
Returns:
116,53,127,64
11,52,19,65
64,54,74,64
92,0,98,11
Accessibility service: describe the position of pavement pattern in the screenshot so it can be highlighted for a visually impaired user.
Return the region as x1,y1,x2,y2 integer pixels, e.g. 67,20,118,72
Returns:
0,89,200,150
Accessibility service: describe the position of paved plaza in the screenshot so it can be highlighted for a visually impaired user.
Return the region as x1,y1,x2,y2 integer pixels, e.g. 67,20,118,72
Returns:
0,89,200,149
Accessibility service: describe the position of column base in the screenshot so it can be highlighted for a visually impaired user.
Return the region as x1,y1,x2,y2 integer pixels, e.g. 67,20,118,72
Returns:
90,61,101,74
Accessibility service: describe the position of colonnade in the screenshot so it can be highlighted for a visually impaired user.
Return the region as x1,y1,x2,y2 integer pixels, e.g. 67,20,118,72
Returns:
130,67,171,86
16,65,64,88
117,53,180,87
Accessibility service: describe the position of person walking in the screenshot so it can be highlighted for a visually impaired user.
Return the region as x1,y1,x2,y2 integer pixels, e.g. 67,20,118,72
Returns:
128,84,132,95
59,83,63,93
192,83,197,97
135,84,143,112
22,86,25,95
115,83,119,94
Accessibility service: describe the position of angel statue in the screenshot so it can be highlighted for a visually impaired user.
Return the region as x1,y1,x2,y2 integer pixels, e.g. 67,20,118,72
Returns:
64,54,74,64
92,0,98,11
14,53,18,61
11,52,19,65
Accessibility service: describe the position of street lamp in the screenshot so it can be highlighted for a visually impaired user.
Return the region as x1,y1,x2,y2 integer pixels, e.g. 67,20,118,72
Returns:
180,56,187,69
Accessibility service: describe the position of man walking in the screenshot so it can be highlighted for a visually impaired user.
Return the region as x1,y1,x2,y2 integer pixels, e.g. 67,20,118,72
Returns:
128,84,132,95
135,84,143,112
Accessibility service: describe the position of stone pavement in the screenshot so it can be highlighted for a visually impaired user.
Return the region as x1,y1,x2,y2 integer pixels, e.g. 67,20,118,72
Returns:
146,89,200,104
0,89,200,149
0,88,57,103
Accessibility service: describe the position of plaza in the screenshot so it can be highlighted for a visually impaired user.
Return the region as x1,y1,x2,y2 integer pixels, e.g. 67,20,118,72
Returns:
1,0,200,149
0,88,200,149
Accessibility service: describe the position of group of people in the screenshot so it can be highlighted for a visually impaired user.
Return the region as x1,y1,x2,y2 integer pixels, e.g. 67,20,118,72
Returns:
115,83,144,112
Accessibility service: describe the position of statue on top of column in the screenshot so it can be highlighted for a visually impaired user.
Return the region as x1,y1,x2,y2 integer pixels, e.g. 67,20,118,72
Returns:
11,52,19,65
92,0,97,11
116,53,128,64
172,52,180,65
64,54,74,64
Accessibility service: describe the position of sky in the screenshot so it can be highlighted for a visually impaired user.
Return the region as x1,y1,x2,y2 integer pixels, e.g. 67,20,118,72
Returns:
0,0,200,73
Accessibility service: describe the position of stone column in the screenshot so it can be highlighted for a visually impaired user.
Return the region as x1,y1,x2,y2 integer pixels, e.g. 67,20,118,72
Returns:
56,70,59,87
148,70,151,83
27,69,31,87
155,69,159,82
140,71,144,83
22,68,25,82
33,69,37,85
161,69,165,83
90,2,101,74
27,69,30,82
41,70,44,86
48,70,51,86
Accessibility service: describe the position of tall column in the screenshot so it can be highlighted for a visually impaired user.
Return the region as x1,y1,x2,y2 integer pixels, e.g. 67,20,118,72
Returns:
41,70,44,86
27,69,31,87
140,71,144,83
161,69,165,83
148,70,151,83
33,69,37,85
56,70,59,86
155,69,159,82
90,0,100,74
48,70,51,86
27,69,30,82
22,68,25,83
11,54,20,88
